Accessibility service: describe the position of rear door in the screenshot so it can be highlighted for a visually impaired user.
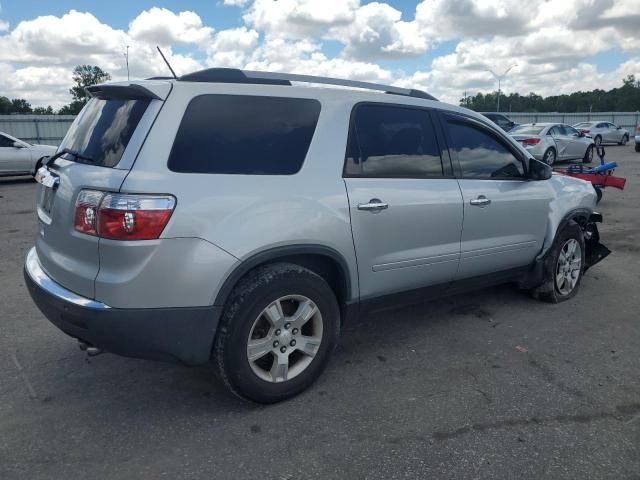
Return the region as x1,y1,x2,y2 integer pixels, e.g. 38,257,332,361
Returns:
440,113,552,279
605,122,619,143
549,125,571,159
34,88,166,298
344,103,463,301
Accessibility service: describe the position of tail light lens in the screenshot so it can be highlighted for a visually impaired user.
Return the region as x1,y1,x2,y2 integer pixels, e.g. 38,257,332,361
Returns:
636,125,640,133
74,190,176,240
521,138,541,146
582,129,590,133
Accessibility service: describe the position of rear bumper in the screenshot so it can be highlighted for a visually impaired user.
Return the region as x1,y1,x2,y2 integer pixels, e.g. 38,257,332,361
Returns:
24,247,221,365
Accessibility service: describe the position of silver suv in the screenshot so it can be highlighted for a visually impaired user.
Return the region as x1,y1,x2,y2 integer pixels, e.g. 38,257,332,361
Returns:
25,69,609,403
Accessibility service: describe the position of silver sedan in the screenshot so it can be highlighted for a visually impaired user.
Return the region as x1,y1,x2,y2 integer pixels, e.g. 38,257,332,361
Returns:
0,131,57,176
572,121,630,146
510,123,595,165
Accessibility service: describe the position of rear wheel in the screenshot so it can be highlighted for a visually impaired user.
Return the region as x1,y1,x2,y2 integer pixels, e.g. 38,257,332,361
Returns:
543,148,556,165
530,221,585,303
32,157,46,177
583,144,594,163
635,143,640,153
213,263,340,403
619,134,628,146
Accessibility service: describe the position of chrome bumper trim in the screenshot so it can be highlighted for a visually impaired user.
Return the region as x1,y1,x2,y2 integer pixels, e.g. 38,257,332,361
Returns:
25,247,111,310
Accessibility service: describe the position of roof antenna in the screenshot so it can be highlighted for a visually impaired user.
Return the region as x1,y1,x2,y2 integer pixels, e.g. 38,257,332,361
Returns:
156,46,177,79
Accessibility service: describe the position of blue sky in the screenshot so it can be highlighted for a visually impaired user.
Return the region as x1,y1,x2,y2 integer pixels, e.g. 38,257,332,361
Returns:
0,0,637,107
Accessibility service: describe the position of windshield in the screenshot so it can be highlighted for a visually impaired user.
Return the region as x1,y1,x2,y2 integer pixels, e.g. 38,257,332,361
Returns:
510,125,545,135
58,97,150,167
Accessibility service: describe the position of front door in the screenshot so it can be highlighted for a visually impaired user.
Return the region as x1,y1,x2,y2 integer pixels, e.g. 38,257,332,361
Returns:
344,103,463,301
441,114,552,280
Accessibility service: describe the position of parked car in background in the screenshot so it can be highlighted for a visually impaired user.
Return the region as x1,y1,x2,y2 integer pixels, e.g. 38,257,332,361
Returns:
481,112,517,131
572,121,629,146
635,123,640,152
510,123,594,165
0,131,57,176
25,69,606,403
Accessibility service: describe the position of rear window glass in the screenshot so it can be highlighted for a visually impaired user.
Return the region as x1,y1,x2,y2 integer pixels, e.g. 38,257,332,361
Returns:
168,95,321,175
510,125,545,135
59,97,150,167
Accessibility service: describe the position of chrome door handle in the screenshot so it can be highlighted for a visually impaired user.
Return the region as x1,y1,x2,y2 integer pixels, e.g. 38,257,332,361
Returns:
470,196,491,207
357,199,389,212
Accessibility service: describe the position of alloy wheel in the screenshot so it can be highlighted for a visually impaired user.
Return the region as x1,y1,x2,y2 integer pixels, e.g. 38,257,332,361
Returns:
555,239,582,296
247,295,323,383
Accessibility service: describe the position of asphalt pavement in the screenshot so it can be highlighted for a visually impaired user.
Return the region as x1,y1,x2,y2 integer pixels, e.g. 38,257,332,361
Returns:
1,145,639,479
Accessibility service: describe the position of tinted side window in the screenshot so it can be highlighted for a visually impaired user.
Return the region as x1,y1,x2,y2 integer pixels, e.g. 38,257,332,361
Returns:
447,120,524,179
0,135,14,147
344,104,443,178
169,95,321,175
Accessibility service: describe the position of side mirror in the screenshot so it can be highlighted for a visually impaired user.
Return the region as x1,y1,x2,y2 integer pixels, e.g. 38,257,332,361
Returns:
529,158,552,181
12,141,25,148
617,126,621,130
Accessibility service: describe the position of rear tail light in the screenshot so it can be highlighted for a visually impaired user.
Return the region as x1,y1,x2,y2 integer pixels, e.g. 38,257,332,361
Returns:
74,190,176,240
521,138,541,146
636,125,640,133
582,129,590,133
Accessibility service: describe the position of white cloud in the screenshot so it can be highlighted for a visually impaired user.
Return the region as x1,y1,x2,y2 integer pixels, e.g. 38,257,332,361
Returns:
0,1,638,110
128,7,213,46
329,2,428,60
244,0,359,38
207,27,259,67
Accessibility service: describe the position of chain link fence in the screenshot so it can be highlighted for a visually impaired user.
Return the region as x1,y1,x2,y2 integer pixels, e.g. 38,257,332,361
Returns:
504,112,640,131
0,115,76,146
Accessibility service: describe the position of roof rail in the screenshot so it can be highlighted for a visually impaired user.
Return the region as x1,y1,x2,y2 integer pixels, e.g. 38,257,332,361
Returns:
177,68,437,101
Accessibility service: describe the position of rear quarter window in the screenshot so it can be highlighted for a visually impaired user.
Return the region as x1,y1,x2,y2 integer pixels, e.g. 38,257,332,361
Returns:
168,95,321,175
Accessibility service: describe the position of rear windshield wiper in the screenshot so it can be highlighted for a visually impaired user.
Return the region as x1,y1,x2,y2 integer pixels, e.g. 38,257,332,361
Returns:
43,148,95,167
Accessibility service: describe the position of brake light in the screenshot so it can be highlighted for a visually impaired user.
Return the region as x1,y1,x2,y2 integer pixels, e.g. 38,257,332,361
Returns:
74,190,176,240
74,190,102,235
582,129,590,133
636,125,640,133
521,138,541,146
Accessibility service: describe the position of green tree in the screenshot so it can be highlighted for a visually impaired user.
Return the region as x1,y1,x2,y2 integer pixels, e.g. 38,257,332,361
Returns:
59,65,112,114
10,98,32,113
33,106,55,115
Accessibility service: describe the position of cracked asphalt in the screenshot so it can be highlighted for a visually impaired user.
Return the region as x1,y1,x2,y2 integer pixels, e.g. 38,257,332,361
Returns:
1,145,639,479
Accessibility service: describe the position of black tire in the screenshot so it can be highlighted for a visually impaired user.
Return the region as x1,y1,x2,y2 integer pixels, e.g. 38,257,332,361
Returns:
619,134,628,146
530,221,585,303
32,157,45,177
635,143,640,153
595,186,603,204
583,144,593,164
594,135,602,147
213,263,340,403
543,148,556,165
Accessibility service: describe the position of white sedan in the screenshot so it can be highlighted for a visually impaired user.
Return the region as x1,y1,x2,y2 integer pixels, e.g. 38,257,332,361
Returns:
0,131,57,177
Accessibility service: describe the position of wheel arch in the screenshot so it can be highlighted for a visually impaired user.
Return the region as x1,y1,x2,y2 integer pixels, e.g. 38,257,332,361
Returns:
213,244,355,311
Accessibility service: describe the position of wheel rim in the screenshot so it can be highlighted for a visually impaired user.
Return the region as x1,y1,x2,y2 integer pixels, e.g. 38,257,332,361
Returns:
587,146,593,161
622,136,627,145
544,149,555,165
595,136,601,146
247,295,323,383
555,239,582,296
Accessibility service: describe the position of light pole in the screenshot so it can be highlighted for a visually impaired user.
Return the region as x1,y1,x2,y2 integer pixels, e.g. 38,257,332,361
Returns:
123,45,130,81
485,64,517,112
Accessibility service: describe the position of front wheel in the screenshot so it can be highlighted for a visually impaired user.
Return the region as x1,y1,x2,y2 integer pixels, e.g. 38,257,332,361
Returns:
583,144,594,163
594,135,602,147
213,263,340,403
530,221,585,303
619,135,628,146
